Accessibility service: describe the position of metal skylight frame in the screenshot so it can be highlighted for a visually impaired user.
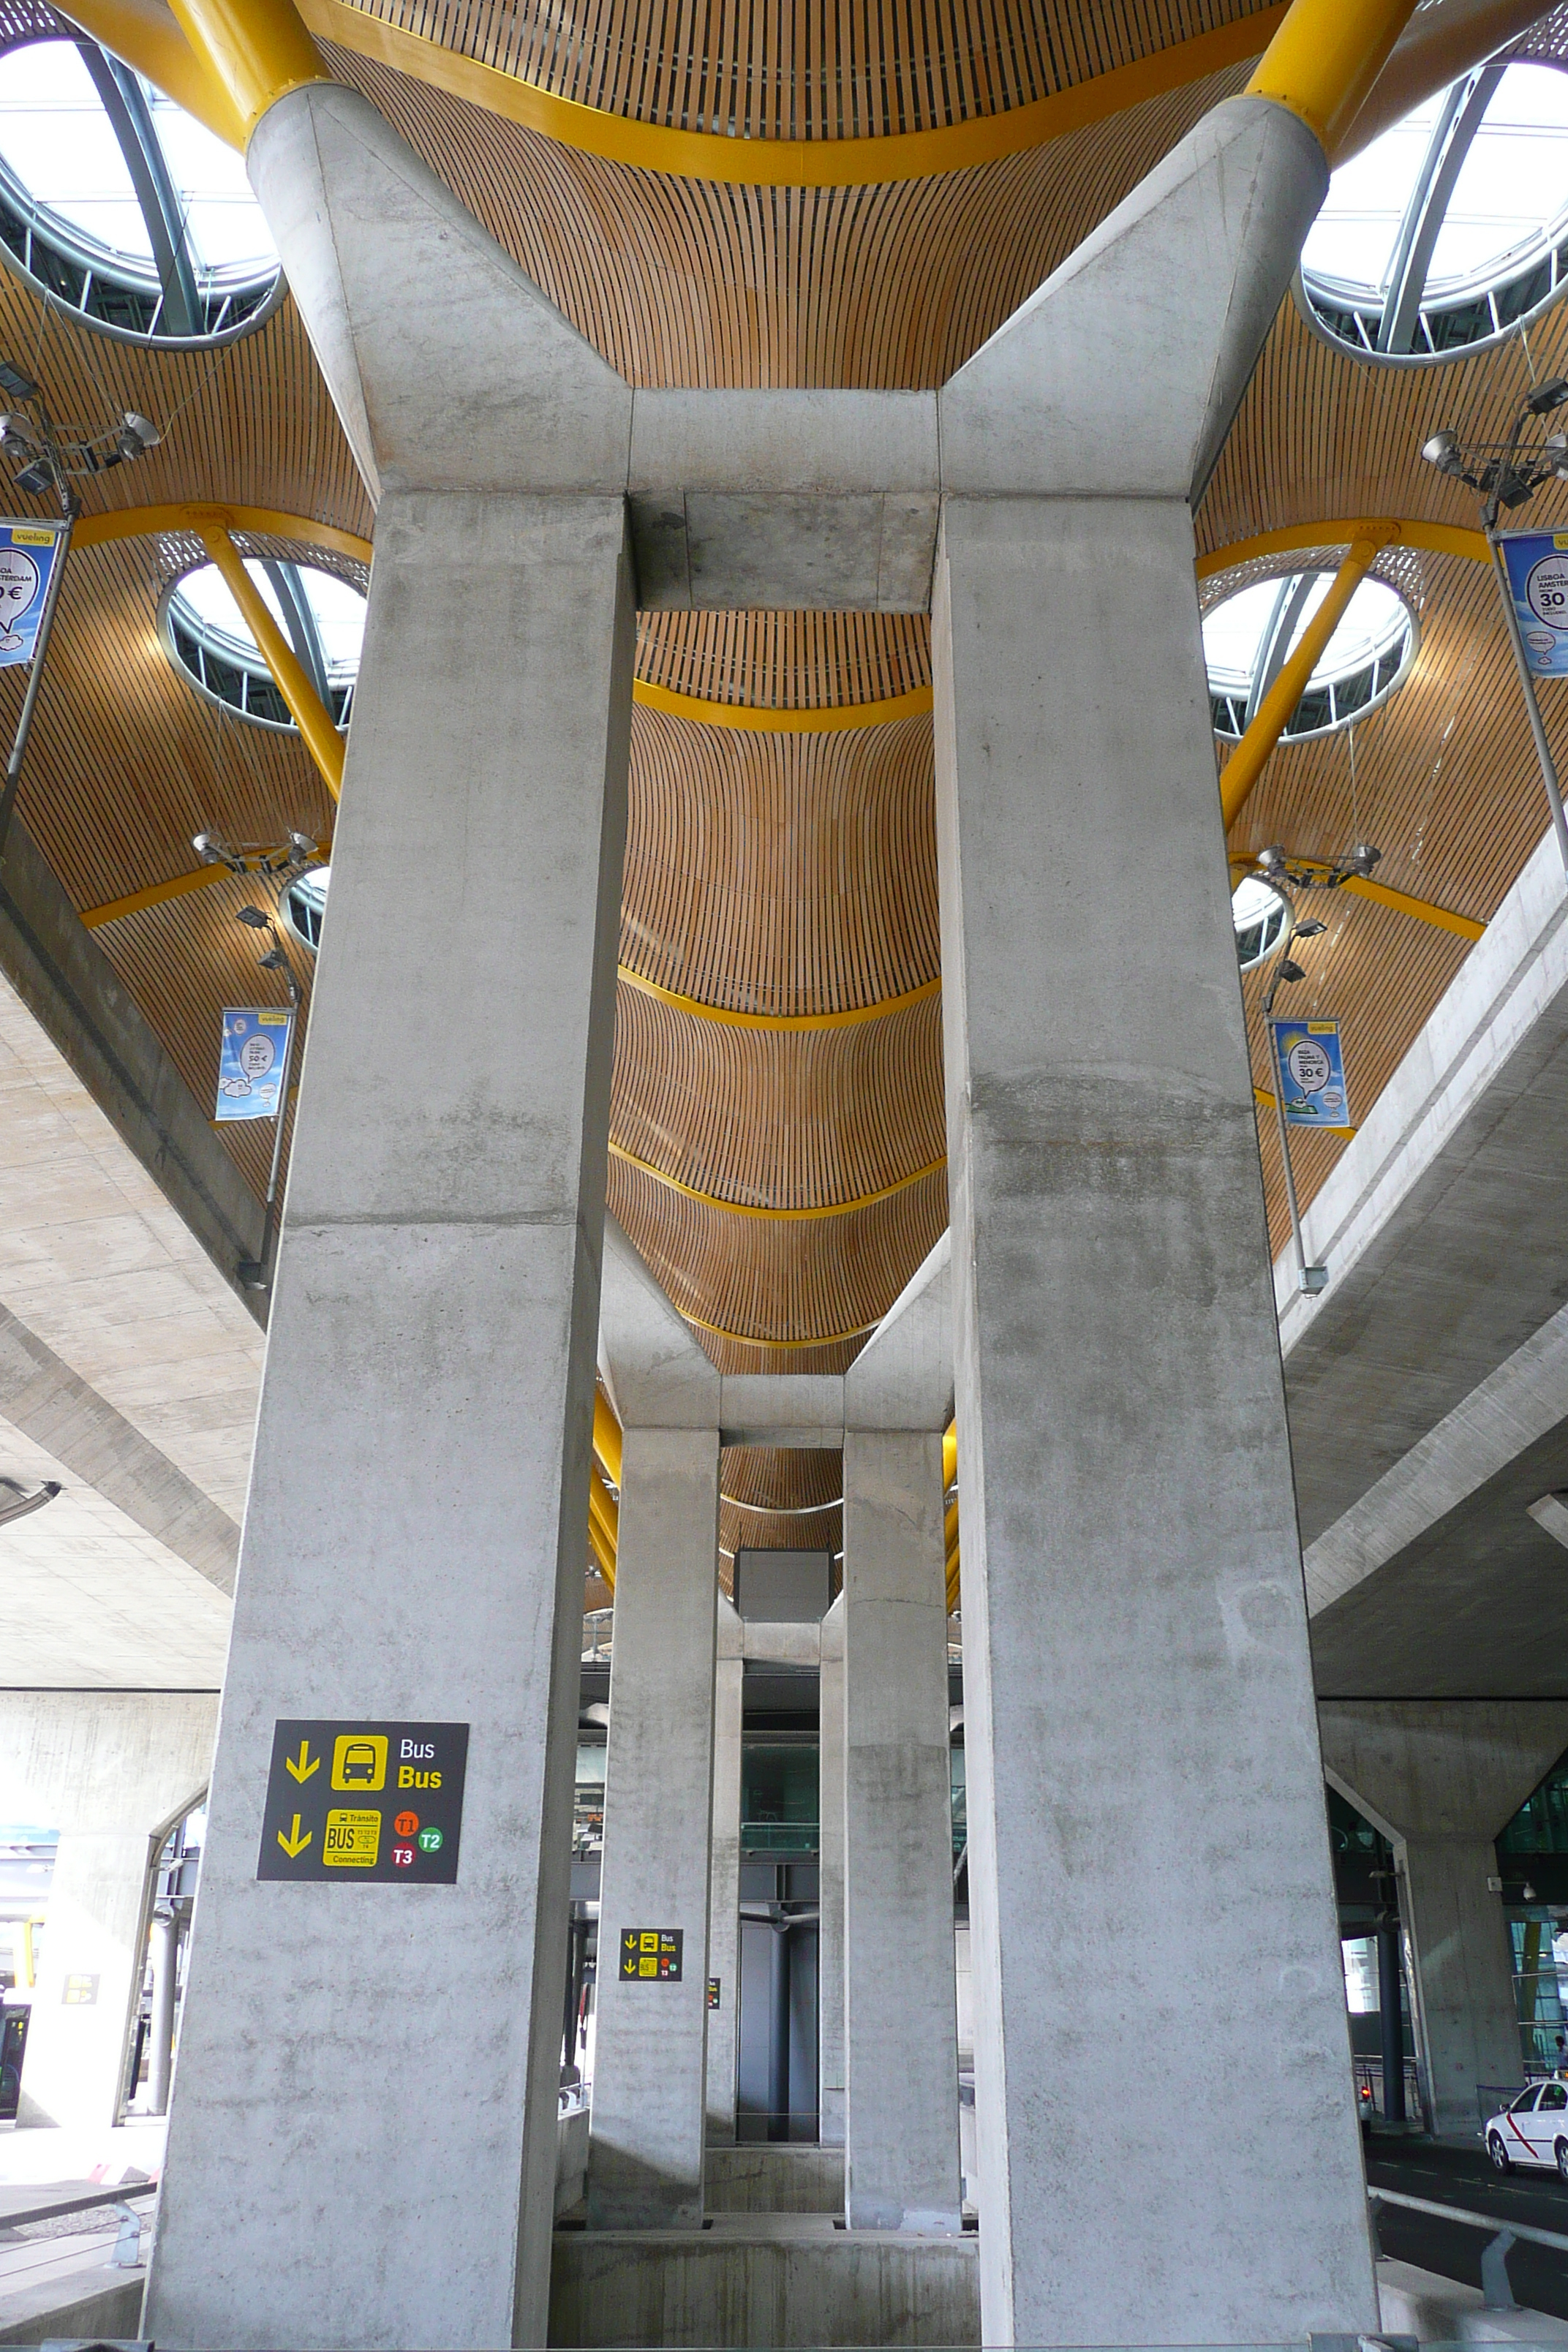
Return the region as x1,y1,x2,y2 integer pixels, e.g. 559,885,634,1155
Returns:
1298,58,1568,366
1207,570,1419,742
159,559,360,736
0,35,282,347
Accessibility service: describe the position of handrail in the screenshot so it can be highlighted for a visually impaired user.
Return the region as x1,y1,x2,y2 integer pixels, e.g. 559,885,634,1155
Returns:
1371,2185,1568,2257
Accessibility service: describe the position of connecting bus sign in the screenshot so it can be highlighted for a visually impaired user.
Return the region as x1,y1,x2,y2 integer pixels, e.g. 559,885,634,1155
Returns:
257,1719,468,1885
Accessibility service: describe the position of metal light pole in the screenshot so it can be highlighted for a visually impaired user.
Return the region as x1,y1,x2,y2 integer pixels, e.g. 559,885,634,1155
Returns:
1423,385,1568,878
235,907,304,1292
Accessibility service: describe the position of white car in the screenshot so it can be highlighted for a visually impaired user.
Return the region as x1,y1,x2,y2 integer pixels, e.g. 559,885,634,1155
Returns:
1487,2079,1568,2175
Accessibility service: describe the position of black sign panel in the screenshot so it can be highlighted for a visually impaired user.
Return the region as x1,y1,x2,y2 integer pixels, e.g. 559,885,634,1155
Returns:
257,1719,467,1884
618,1927,683,1980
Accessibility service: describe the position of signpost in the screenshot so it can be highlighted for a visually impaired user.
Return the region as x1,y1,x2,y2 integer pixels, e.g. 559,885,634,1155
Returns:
256,1720,468,1884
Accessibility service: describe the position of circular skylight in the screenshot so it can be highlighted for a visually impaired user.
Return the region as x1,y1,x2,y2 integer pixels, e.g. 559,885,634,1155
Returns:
162,560,365,733
1204,573,1416,742
1300,61,1568,361
0,39,279,343
1233,875,1290,972
282,865,330,954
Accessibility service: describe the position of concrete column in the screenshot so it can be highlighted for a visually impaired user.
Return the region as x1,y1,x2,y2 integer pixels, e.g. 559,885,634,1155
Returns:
840,1431,961,2231
587,1425,720,2227
1320,1700,1568,2137
0,1692,215,2133
140,72,638,2352
930,96,1376,2345
706,1604,744,2143
816,1593,845,2146
145,1908,179,2116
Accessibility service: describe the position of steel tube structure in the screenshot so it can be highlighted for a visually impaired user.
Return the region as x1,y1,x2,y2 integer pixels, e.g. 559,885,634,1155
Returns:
195,521,344,798
1219,536,1384,834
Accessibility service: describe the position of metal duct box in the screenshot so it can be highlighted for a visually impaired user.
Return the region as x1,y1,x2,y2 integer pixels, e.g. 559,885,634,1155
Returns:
733,1548,832,1623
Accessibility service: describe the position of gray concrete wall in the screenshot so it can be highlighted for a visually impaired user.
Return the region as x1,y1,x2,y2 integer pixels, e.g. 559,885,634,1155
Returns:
2,1690,216,2131
549,2227,978,2346
840,1431,960,2233
143,489,636,2352
816,1594,845,2148
933,486,1376,2343
1321,1700,1568,2135
704,2143,844,2212
589,1425,720,2227
706,1624,743,2144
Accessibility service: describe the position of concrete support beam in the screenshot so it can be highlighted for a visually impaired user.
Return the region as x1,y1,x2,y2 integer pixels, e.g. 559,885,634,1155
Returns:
817,1594,845,2149
589,1425,721,2227
1,1692,216,2130
706,1605,744,2145
1320,1702,1568,2136
840,1430,961,2233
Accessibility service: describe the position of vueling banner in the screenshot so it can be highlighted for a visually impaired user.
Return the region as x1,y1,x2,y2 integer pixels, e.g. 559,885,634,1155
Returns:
0,521,65,667
1501,529,1568,676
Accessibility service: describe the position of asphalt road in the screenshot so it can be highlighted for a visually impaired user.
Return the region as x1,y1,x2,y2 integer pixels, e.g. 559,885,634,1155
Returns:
1367,2137,1568,2320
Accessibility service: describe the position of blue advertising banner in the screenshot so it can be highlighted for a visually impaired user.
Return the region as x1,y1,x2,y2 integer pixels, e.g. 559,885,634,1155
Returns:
0,521,65,668
215,1007,294,1123
1500,530,1568,676
1268,1018,1350,1131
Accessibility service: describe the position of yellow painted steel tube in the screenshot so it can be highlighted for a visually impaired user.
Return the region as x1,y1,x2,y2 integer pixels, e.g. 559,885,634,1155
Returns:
165,0,327,139
588,1464,619,1588
1246,0,1420,159
1218,538,1383,835
942,1422,957,1493
196,521,344,801
946,1543,961,1616
587,1503,617,1594
593,1392,623,1493
59,0,245,144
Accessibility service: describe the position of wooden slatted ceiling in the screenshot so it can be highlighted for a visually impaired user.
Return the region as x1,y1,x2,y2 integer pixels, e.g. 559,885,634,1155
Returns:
329,0,1275,140
4,14,1568,1490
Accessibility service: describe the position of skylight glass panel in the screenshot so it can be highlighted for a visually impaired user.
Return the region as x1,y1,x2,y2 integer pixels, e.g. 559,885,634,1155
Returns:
1425,66,1568,291
0,43,150,265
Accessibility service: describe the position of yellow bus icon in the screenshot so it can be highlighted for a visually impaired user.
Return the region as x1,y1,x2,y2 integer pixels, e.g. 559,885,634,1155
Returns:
331,1733,387,1790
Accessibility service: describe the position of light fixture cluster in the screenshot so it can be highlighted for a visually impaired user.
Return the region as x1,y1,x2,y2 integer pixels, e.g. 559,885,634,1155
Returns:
0,355,159,503
1422,378,1568,516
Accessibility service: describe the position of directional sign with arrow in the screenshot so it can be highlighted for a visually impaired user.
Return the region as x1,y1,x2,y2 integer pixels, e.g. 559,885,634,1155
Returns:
256,1719,467,1885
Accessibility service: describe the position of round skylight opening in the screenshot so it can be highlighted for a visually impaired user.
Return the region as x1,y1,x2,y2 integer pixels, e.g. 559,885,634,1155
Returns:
1233,875,1290,973
161,559,365,734
1300,60,1568,361
1204,572,1416,742
0,39,281,344
282,865,330,954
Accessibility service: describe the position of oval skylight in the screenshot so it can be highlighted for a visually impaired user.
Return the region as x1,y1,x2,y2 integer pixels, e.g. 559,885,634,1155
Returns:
0,39,279,342
282,865,330,954
1204,573,1416,742
1233,875,1290,972
1300,61,1568,360
162,560,365,733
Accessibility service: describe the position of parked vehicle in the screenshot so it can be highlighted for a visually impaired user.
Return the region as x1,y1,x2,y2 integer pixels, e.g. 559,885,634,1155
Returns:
1487,2080,1568,2176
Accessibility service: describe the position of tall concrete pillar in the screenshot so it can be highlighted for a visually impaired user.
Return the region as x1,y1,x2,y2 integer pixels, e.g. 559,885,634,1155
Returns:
816,1593,846,2146
930,96,1378,2345
146,85,637,2352
587,1426,720,2225
1320,1700,1568,2137
840,1428,962,2232
0,1692,215,2133
706,1602,744,2143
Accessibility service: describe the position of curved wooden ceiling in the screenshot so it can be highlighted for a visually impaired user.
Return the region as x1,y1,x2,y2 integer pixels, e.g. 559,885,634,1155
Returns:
4,1,1568,1530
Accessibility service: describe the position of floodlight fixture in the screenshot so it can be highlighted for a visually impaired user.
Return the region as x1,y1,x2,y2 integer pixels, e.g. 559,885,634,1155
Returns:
1422,427,1465,475
12,459,50,494
114,411,160,461
1527,378,1568,415
258,946,287,970
1294,918,1327,938
1258,843,1286,875
0,1474,60,1527
0,361,37,402
1276,957,1306,984
0,412,39,454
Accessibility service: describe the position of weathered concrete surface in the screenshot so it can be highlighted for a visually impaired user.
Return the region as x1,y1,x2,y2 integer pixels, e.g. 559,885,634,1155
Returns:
706,1607,743,2144
840,1431,960,2234
589,1426,720,2228
548,2223,978,2346
1275,825,1568,1692
704,2144,844,2212
817,1594,845,2149
1321,1701,1568,2137
3,1691,216,2131
0,822,265,1319
0,2271,145,2345
144,490,636,2351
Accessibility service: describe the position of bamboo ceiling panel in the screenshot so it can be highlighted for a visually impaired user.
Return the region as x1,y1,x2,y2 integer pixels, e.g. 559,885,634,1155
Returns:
327,0,1276,138
635,610,930,707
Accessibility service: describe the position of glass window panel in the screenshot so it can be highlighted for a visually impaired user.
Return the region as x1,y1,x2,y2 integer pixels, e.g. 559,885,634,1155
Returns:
145,87,275,278
1202,579,1281,693
1300,96,1446,297
299,570,368,681
1427,66,1568,293
0,42,151,265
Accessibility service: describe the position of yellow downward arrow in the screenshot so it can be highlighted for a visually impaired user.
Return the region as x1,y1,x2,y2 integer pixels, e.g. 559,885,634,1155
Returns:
276,1814,312,1858
285,1739,319,1784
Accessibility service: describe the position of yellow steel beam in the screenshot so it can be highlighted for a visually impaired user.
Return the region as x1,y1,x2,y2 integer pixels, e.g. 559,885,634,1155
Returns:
1246,0,1419,159
74,503,372,563
1219,536,1384,834
617,966,938,1033
164,0,328,139
593,1392,623,1493
610,1139,945,1221
1196,516,1488,579
636,680,934,731
196,519,345,801
588,1466,619,1592
676,1308,882,1349
83,862,233,929
1229,851,1486,944
943,1422,957,1493
587,1512,616,1591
